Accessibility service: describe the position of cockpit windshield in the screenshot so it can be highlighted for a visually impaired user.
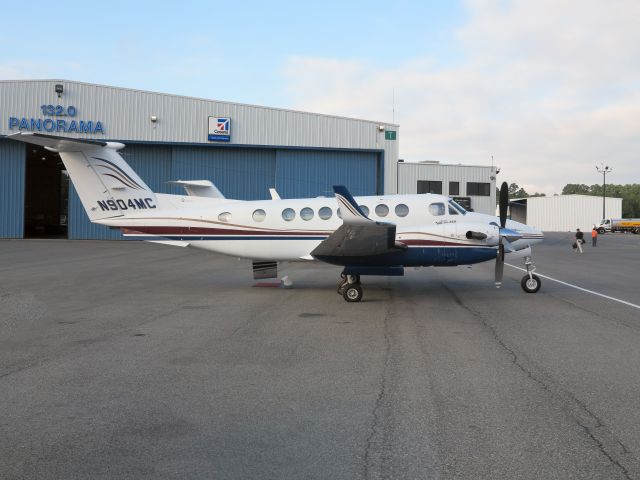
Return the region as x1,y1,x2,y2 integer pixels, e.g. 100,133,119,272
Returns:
448,199,466,215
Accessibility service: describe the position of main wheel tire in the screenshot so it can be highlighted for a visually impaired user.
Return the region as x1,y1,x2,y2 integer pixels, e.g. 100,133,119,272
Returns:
598,228,605,234
521,274,541,293
343,284,363,302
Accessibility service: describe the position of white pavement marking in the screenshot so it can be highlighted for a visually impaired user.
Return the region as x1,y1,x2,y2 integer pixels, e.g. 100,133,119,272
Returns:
505,263,640,310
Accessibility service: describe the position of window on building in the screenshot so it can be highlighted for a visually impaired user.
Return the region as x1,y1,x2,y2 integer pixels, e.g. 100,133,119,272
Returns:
318,207,332,220
429,203,445,216
300,207,314,221
467,182,490,196
395,204,409,217
417,180,443,194
252,209,266,222
449,181,460,196
282,208,295,221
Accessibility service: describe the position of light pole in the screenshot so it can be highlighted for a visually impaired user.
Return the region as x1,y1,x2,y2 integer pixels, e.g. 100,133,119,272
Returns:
596,163,612,221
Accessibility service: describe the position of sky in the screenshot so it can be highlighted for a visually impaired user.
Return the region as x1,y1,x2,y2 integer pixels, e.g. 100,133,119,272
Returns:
1,0,638,194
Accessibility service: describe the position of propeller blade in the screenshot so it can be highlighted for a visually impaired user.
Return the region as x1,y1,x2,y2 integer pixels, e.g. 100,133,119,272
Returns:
499,182,509,229
495,243,505,288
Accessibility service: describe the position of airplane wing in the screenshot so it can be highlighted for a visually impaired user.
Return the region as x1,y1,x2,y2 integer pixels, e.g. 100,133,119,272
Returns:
311,186,405,257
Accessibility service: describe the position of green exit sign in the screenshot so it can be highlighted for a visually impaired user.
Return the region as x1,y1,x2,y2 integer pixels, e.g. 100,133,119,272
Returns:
385,130,396,140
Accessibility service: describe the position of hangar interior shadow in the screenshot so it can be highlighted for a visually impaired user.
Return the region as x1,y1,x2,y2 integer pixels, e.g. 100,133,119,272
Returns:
24,146,68,238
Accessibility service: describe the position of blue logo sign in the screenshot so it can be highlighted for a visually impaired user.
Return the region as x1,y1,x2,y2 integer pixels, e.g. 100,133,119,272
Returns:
208,116,231,142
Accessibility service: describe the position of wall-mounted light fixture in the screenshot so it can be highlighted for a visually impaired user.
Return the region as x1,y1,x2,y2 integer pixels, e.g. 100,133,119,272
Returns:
55,84,63,98
150,115,158,123
378,125,385,132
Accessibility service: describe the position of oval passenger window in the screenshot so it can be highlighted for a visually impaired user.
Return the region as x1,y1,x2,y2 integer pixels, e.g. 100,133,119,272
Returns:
300,207,314,221
318,207,332,220
395,204,409,217
359,205,370,216
218,212,232,222
282,208,295,221
375,204,389,217
252,209,266,222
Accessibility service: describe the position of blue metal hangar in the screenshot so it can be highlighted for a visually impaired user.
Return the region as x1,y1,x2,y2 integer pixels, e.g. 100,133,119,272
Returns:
0,79,399,240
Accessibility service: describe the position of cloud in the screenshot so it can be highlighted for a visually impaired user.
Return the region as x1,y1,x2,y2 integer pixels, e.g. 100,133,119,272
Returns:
281,0,640,194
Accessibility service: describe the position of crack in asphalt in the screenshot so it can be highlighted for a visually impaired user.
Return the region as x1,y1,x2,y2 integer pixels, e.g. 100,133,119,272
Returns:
442,284,635,480
363,296,393,480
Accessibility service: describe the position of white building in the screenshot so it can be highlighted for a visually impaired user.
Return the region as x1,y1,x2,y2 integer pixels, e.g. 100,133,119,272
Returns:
397,161,498,215
509,195,622,232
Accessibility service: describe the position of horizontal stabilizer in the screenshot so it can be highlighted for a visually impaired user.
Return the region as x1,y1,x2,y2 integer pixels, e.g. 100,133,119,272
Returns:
167,180,225,199
7,132,122,151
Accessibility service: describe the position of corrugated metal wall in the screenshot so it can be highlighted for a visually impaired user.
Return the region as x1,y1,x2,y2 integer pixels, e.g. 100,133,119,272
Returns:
0,80,397,192
526,195,622,232
172,146,276,200
397,163,497,214
0,139,25,238
275,150,379,198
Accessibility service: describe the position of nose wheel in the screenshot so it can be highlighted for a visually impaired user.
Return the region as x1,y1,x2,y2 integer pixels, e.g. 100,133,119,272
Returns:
337,274,362,302
521,256,541,293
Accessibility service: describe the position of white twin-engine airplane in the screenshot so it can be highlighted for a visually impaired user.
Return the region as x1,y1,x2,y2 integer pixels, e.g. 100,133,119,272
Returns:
9,132,544,302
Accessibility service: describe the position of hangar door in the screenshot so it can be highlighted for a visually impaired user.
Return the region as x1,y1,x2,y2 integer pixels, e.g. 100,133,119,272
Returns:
274,150,379,199
171,147,276,200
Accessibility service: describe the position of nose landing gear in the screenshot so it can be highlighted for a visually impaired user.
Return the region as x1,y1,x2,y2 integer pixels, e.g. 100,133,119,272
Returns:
521,256,541,293
337,274,362,302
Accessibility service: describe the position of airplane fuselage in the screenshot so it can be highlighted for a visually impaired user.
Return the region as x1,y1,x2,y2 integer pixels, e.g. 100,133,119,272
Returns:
100,193,543,266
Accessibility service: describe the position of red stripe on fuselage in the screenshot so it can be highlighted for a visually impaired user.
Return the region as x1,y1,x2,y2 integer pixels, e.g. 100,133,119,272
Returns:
121,226,330,236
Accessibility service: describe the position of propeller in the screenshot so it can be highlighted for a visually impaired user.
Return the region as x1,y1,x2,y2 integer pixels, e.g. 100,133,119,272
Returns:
495,182,509,288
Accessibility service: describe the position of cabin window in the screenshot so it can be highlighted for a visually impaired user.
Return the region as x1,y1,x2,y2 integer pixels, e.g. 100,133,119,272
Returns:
300,207,314,221
337,208,342,219
448,205,459,215
359,205,370,216
318,207,332,220
429,202,445,216
395,204,409,217
282,208,295,222
375,204,389,217
218,212,232,222
252,209,266,222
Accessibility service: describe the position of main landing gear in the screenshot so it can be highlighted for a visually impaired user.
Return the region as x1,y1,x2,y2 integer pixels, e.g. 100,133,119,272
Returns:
521,256,541,293
337,274,362,302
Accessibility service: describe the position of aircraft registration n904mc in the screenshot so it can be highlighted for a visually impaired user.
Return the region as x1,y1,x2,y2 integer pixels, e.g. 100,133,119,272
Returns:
8,132,544,302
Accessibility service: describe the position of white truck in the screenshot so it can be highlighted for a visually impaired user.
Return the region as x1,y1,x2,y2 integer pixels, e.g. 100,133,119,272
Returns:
596,218,640,234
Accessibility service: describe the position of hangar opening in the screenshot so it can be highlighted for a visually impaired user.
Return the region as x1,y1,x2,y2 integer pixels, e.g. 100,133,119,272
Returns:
23,146,68,238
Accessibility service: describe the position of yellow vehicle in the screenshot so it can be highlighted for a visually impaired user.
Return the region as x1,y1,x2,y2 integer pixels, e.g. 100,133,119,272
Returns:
596,218,640,234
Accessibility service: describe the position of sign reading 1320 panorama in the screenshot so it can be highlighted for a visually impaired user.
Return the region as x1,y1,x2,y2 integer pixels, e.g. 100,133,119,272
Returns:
8,104,105,134
208,116,231,142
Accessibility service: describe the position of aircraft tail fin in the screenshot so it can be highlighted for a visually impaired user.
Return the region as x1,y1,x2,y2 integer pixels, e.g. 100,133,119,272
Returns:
7,132,158,221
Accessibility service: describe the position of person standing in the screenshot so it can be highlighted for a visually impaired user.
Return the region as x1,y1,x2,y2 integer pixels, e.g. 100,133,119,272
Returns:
575,228,584,253
592,226,598,247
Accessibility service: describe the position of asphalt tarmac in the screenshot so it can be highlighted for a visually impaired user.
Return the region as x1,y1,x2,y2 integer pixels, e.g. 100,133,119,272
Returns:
1,233,639,479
